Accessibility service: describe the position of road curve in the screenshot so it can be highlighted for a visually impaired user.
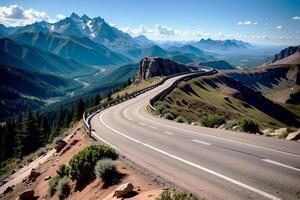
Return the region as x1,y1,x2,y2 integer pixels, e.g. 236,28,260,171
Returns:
89,72,300,200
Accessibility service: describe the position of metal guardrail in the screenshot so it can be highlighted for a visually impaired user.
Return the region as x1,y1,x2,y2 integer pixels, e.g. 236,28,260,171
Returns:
83,67,217,136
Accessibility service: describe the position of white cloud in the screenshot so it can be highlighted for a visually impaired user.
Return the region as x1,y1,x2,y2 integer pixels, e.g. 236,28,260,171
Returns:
56,14,65,20
276,25,283,29
0,4,52,26
238,20,257,25
292,16,300,20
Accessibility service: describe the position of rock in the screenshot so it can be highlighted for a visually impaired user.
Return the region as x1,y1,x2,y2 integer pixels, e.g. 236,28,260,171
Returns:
54,140,67,152
3,185,13,194
139,57,191,80
269,128,287,136
44,176,51,181
11,169,16,175
232,125,238,130
28,169,40,180
286,129,300,141
18,189,34,200
191,122,199,126
114,182,134,197
218,124,225,129
262,128,273,135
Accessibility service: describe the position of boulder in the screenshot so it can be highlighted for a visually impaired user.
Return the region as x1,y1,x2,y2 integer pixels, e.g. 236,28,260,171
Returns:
18,189,34,200
218,124,225,129
28,169,40,180
262,128,273,135
114,182,134,197
268,128,287,136
286,129,300,141
54,140,67,152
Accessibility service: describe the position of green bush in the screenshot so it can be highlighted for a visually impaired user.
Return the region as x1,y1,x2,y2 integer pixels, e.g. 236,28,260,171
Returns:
48,175,60,197
57,164,70,177
94,159,117,182
200,114,226,128
175,116,187,123
69,145,118,182
163,113,175,120
56,176,70,200
156,191,203,200
238,119,260,133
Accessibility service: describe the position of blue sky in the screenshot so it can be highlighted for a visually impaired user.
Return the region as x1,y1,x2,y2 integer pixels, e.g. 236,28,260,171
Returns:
0,0,299,45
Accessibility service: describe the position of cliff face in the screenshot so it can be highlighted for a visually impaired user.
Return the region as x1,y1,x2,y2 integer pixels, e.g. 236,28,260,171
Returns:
273,46,300,62
139,57,191,79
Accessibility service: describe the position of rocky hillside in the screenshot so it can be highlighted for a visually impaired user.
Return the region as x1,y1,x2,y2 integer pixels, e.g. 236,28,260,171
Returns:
138,57,192,79
273,45,300,62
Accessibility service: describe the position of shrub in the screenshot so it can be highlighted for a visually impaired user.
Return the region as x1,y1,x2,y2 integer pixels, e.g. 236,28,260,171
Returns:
163,113,175,120
48,175,60,197
181,99,188,105
156,191,203,200
56,176,70,200
69,145,118,182
57,164,70,177
175,116,187,123
238,119,259,133
200,114,226,128
94,159,117,182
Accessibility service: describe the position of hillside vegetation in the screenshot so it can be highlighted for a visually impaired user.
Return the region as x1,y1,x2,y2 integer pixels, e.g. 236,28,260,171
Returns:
155,63,300,129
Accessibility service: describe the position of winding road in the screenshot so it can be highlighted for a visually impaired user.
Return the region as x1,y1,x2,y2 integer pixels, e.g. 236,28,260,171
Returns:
89,71,300,200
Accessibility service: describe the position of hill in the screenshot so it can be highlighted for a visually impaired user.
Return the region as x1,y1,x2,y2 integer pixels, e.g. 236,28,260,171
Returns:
272,45,300,62
153,49,300,129
171,55,194,64
122,45,170,61
189,60,236,70
0,38,96,77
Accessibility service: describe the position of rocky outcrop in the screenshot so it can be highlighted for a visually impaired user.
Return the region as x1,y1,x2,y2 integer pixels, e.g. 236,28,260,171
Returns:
286,129,300,141
273,46,300,62
139,57,191,79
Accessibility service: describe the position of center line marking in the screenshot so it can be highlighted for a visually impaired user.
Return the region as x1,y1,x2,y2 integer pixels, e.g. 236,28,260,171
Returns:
164,131,175,135
148,125,158,130
123,107,133,121
136,104,300,158
191,139,211,146
139,122,146,126
99,110,281,200
262,159,300,172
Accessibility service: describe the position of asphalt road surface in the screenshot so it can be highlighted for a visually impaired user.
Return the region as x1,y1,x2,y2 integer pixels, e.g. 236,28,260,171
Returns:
90,73,300,200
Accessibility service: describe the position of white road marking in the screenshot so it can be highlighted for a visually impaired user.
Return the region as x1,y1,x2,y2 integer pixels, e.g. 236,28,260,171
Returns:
262,159,300,172
191,139,211,146
123,107,133,121
137,104,300,158
164,131,175,135
148,125,158,130
138,122,146,126
99,110,281,200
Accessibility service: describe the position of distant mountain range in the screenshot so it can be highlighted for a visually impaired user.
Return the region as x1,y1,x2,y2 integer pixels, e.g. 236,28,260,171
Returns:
191,38,252,53
0,38,96,77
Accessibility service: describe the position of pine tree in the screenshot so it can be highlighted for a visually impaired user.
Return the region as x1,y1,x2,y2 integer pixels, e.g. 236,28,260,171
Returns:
93,94,101,106
74,98,85,121
40,116,51,145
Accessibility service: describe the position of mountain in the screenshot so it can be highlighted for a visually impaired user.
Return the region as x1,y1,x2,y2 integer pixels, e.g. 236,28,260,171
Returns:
171,55,194,64
192,38,252,53
122,45,170,60
134,35,154,46
0,24,18,36
189,60,236,70
168,45,215,60
0,64,80,120
8,32,132,66
0,38,96,77
272,45,300,62
13,13,141,51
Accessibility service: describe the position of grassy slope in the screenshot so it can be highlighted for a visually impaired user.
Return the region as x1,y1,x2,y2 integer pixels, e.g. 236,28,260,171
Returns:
160,73,299,129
